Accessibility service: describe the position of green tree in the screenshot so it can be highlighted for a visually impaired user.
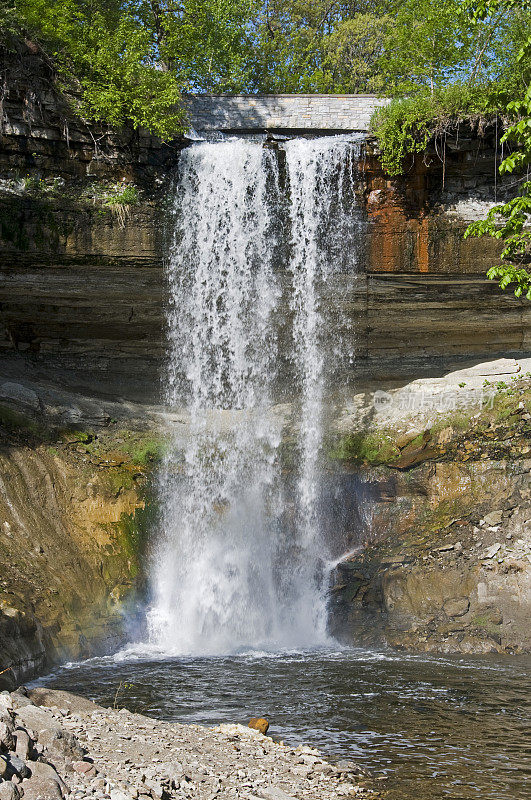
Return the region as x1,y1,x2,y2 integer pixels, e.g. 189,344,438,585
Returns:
380,0,476,95
250,0,395,93
14,0,186,138
321,13,390,93
138,0,258,92
464,0,531,299
9,0,258,137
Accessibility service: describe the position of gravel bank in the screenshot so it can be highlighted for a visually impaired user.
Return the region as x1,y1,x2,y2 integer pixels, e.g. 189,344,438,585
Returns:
0,688,381,800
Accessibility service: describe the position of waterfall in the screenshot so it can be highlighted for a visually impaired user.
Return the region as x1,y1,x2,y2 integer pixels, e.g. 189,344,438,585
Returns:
147,135,361,655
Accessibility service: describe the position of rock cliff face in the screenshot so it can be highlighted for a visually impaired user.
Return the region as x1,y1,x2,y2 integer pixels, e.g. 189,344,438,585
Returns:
329,360,531,653
0,412,159,689
0,39,183,402
1,42,529,402
1,42,530,672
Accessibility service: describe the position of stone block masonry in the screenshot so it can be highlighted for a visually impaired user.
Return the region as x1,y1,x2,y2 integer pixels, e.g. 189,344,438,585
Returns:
187,94,390,133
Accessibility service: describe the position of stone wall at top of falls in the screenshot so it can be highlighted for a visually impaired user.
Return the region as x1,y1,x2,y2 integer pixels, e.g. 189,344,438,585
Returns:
0,44,529,405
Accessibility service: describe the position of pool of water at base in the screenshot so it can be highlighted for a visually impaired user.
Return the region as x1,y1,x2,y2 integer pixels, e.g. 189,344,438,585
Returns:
36,647,531,800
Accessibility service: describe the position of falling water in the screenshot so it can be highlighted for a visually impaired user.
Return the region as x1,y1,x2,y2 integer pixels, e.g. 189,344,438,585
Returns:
147,135,362,655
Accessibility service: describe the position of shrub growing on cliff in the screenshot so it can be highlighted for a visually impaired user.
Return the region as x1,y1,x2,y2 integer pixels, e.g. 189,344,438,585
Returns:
370,84,495,176
103,183,140,226
464,0,531,300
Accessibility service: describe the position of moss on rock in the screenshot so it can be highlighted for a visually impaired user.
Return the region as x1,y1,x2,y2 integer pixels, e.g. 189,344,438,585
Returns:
329,430,401,465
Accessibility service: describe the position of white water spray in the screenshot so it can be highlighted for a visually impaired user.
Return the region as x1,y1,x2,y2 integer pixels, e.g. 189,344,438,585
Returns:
147,135,362,655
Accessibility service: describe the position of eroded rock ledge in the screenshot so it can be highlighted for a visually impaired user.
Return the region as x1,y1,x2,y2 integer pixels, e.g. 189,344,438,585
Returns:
329,360,531,654
0,688,379,800
0,407,162,689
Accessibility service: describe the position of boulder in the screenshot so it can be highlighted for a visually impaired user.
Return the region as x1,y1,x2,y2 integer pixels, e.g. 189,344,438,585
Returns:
28,690,100,716
0,720,15,751
248,718,269,735
443,597,470,618
9,695,33,711
72,760,97,778
13,707,58,740
0,697,13,714
0,781,22,800
20,777,63,800
39,729,85,763
12,708,82,762
0,755,8,778
5,754,30,779
28,760,66,791
109,789,134,800
484,510,503,527
257,788,295,800
15,729,32,761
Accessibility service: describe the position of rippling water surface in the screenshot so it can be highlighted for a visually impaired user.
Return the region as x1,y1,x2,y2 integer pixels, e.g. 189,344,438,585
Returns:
38,648,530,800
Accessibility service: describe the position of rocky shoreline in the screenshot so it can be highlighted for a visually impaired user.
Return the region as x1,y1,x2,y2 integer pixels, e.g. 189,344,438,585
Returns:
0,688,381,800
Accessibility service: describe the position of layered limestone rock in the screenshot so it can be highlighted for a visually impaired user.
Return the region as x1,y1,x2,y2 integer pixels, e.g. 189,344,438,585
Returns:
0,409,161,689
1,43,529,401
329,360,531,654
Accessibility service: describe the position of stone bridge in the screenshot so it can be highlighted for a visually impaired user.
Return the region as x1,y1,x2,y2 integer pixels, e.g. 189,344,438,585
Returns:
187,94,389,135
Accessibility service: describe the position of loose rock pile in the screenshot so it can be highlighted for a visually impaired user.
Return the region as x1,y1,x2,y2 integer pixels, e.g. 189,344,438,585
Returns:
0,689,379,800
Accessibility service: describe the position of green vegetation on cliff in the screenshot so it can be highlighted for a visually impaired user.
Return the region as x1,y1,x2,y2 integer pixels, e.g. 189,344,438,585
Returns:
329,377,531,468
370,84,499,177
464,0,531,300
368,1,531,300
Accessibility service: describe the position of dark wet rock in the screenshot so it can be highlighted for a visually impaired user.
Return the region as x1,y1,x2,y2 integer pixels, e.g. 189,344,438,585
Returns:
5,754,30,779
0,383,41,413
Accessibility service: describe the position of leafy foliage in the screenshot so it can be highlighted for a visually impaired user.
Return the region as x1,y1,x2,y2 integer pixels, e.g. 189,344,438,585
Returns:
370,84,496,176
465,183,531,299
321,13,390,94
105,185,140,207
13,0,185,138
464,0,531,300
370,0,531,174
167,0,258,92
249,1,398,93
380,0,476,95
7,0,259,138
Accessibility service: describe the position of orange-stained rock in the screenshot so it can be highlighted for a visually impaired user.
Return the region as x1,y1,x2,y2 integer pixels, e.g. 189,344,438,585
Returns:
248,718,269,734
